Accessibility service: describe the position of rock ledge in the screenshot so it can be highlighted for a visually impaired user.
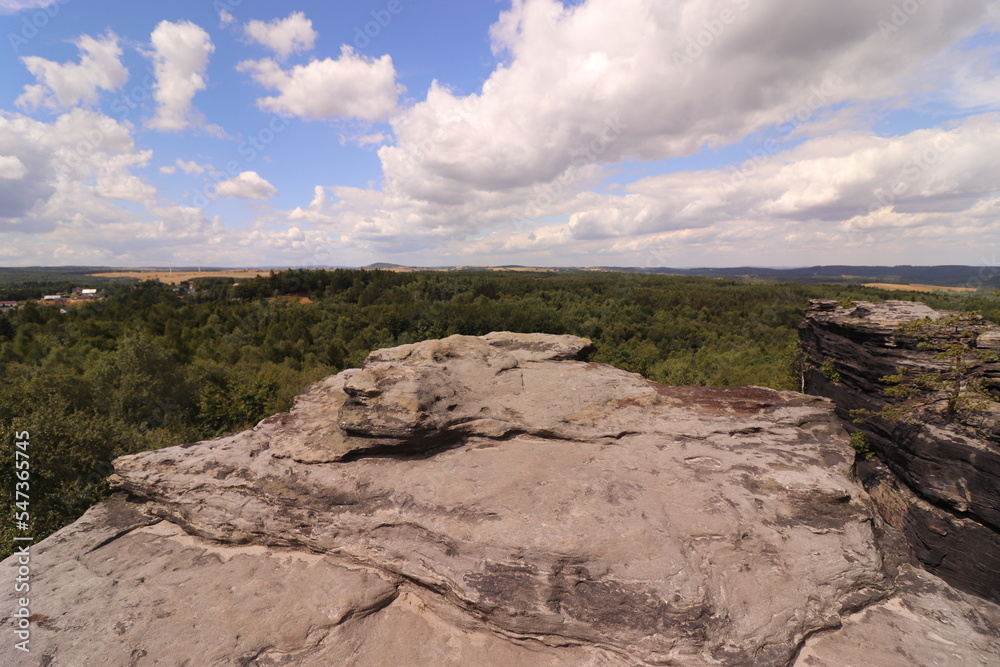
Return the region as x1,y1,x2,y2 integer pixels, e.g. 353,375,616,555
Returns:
3,332,998,666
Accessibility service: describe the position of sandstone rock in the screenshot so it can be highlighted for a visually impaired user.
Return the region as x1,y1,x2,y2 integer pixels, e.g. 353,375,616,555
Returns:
800,300,1000,603
3,331,998,666
793,566,1000,667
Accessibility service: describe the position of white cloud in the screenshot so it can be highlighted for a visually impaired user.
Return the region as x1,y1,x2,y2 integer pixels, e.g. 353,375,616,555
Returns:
145,20,215,132
15,32,128,111
289,185,335,223
219,9,235,28
565,114,1000,242
5,0,1000,268
166,158,211,175
0,109,155,228
282,116,1000,266
0,0,58,14
215,171,279,200
356,132,388,146
238,46,399,121
0,109,322,267
375,0,995,205
0,155,26,179
244,11,317,60
271,0,998,267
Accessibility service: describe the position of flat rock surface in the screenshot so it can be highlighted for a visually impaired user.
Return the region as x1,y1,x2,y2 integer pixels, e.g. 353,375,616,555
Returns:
3,332,998,666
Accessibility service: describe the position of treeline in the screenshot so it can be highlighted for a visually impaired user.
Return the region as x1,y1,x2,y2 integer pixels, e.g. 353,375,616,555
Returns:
0,269,996,558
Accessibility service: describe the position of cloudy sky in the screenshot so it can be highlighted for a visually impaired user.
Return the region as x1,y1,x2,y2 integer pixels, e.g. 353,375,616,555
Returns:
1,0,999,268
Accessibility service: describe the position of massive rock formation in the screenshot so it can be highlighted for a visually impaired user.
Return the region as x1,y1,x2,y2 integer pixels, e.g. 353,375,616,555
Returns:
3,332,999,666
800,300,1000,603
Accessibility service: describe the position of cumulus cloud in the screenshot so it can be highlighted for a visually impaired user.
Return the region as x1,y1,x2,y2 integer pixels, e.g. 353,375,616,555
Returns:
279,0,998,265
0,109,156,229
6,0,1000,268
565,114,1000,242
145,20,215,132
15,32,128,111
0,108,332,266
291,68,1000,257
451,113,1000,267
219,9,235,27
0,155,26,179
238,46,399,121
215,171,279,200
378,0,994,205
245,11,317,60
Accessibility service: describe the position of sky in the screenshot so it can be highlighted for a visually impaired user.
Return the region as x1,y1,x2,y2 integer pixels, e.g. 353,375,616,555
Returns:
1,0,1000,269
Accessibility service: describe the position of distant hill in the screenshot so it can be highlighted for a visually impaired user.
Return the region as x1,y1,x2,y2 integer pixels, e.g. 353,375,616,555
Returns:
610,265,999,288
1,264,996,290
362,262,407,270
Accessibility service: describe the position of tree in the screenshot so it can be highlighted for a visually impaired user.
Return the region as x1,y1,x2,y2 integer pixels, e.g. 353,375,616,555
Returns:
853,312,998,425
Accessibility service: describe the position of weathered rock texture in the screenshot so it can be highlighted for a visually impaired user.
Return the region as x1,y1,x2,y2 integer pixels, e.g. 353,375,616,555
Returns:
3,332,999,666
800,300,1000,603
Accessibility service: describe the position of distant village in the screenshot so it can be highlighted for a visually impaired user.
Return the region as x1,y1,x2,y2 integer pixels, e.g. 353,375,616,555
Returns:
0,286,104,314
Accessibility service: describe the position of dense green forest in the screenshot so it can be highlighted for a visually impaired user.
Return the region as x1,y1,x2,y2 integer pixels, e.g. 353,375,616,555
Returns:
1,268,997,557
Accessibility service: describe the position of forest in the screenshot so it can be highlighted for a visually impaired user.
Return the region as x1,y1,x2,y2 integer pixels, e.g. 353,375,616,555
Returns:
1,268,997,558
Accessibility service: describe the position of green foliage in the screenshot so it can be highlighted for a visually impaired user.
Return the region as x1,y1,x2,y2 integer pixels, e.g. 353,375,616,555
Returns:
849,432,875,460
0,269,987,558
853,312,999,425
819,358,842,383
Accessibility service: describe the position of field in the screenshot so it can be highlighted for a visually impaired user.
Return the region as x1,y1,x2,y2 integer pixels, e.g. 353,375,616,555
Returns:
91,269,279,284
862,283,978,293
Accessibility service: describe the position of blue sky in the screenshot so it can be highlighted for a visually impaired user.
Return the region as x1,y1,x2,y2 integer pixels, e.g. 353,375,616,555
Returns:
1,0,999,268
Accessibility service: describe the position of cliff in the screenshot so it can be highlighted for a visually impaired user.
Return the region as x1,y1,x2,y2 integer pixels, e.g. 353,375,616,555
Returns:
800,300,1000,603
3,332,999,666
